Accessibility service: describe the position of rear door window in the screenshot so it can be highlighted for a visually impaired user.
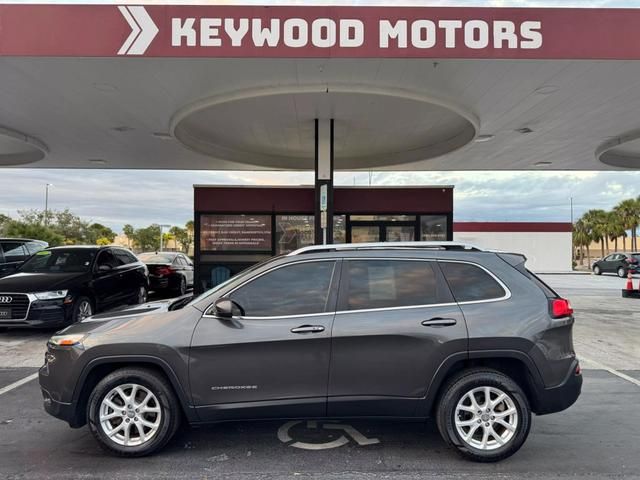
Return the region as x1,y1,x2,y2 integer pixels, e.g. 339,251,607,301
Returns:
344,260,441,311
440,262,507,303
1,242,27,263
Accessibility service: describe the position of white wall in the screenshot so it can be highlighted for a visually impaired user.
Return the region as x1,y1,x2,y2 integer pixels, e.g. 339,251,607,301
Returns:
453,231,573,273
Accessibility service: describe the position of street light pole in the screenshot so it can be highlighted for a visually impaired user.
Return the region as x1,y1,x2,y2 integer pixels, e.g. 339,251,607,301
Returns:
44,183,53,226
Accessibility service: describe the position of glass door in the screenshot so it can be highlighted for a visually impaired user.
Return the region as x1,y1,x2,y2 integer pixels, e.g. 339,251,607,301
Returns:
385,225,415,242
351,226,382,243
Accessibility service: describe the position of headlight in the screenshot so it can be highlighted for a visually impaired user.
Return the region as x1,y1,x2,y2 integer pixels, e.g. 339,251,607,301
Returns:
34,290,68,300
48,333,87,347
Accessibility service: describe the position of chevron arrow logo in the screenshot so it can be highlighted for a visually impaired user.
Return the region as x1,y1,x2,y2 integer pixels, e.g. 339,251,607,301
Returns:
118,6,159,55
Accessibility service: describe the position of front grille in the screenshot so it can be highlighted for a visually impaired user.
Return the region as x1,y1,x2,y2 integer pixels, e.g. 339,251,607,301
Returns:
0,293,30,320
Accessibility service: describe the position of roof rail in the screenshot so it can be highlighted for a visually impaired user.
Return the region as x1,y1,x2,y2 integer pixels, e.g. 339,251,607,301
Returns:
287,241,484,256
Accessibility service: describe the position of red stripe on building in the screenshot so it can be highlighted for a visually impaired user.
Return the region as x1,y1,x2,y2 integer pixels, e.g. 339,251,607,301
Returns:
454,222,573,233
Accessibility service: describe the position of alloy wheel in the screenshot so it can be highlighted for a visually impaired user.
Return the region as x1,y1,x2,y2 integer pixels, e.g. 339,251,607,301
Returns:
99,383,161,447
77,300,92,321
138,286,148,304
454,386,518,451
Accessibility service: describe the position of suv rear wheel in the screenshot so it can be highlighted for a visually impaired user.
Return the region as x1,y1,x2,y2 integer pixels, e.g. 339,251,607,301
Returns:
617,266,627,278
436,369,531,462
87,367,181,457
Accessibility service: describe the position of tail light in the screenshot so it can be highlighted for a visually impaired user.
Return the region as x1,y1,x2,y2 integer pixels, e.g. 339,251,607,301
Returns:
551,298,574,318
628,257,638,264
155,266,174,276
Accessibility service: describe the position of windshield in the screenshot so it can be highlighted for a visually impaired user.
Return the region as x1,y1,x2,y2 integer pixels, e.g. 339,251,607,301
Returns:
19,249,96,274
187,255,283,308
138,253,175,263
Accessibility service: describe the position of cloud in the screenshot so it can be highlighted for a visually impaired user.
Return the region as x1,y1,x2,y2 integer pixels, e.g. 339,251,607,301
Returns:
2,169,639,232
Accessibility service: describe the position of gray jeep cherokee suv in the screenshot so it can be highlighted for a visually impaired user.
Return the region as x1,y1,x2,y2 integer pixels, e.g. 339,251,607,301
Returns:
39,242,582,462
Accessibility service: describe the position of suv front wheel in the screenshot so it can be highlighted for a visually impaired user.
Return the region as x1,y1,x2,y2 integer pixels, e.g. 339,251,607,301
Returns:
87,367,181,457
436,369,531,462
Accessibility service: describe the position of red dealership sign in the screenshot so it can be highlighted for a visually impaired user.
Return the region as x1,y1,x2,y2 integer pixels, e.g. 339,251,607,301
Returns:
1,4,640,59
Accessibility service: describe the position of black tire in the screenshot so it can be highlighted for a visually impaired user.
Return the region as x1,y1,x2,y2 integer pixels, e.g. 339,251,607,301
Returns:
593,265,601,275
72,296,94,323
617,267,626,278
175,276,186,296
436,369,531,463
87,367,181,457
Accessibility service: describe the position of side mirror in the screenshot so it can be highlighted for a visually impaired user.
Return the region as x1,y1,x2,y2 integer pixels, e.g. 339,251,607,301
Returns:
210,298,244,318
98,264,112,273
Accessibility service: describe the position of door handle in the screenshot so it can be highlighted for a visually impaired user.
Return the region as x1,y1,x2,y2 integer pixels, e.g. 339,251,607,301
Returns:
421,318,457,327
291,325,325,334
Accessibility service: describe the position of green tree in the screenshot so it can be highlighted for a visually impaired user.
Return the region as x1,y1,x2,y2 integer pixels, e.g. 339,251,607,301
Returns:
4,220,64,246
122,224,135,248
614,198,640,252
582,209,609,258
0,213,11,235
573,219,592,267
86,223,116,244
606,211,626,253
169,225,193,253
130,224,161,251
96,237,112,246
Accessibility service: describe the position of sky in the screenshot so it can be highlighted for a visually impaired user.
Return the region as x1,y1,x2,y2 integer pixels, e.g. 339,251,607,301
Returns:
1,169,638,232
1,0,640,233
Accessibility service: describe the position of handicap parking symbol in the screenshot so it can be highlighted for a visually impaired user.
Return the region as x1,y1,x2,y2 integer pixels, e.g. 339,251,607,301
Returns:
277,420,380,450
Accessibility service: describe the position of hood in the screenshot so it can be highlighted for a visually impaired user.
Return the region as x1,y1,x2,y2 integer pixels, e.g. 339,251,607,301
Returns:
0,272,88,293
85,294,194,322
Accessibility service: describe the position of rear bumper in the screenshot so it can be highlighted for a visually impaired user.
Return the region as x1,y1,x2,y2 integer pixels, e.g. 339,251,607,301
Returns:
532,359,583,415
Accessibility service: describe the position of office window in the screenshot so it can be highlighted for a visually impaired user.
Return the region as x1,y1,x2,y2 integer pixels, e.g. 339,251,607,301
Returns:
421,215,448,241
275,215,314,255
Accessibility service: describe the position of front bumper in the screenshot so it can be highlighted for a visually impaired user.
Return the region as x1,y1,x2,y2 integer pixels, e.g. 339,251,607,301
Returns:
0,299,72,329
39,342,87,427
532,359,583,415
40,384,80,426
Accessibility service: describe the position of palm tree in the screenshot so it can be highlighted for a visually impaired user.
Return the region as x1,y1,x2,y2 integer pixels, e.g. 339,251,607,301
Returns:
607,211,626,252
614,198,640,252
573,219,591,267
582,209,609,258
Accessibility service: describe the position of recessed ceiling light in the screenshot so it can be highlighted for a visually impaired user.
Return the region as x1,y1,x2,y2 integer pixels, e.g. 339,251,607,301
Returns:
92,83,117,92
515,127,534,134
475,134,495,143
152,132,174,140
534,161,553,167
534,85,559,95
88,159,107,165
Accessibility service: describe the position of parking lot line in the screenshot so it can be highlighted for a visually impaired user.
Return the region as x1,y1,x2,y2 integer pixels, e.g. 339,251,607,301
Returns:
0,372,38,396
581,356,640,388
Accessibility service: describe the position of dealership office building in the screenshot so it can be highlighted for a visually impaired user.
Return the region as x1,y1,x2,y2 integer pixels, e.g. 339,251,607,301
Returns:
1,2,639,276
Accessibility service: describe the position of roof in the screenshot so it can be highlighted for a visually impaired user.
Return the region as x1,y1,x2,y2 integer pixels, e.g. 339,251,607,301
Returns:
1,5,640,172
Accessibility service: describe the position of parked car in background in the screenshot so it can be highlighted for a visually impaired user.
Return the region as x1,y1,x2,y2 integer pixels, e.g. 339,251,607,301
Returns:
592,252,640,277
0,246,148,328
0,238,48,277
39,242,581,462
138,251,194,295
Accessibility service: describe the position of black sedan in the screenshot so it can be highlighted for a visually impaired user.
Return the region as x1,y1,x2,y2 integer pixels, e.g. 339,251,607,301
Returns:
592,252,640,277
138,252,194,296
0,246,148,328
